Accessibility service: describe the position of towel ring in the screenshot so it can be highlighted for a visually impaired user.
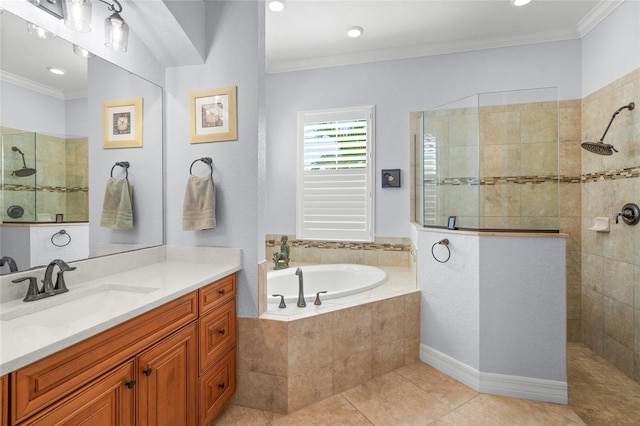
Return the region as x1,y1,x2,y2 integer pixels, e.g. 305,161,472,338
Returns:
110,161,130,179
431,239,451,263
190,157,213,176
51,229,71,247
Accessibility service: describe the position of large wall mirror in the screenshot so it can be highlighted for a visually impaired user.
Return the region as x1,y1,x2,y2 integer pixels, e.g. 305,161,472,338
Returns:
0,10,164,274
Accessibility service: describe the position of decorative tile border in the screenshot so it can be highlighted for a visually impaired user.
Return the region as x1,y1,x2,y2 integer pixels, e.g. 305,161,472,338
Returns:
2,184,88,193
433,168,640,186
265,237,411,252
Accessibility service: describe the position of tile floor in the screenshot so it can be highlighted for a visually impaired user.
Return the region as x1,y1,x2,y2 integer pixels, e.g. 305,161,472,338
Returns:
214,343,640,425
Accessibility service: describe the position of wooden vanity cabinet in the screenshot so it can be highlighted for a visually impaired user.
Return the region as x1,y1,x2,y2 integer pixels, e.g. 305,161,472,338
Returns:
1,375,8,426
8,273,237,426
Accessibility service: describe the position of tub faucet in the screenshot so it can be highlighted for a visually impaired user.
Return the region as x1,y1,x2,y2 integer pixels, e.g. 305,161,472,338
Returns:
295,267,306,307
0,256,18,273
42,259,76,295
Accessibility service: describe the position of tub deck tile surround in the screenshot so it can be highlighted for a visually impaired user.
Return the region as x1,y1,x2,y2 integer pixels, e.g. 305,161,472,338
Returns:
238,266,419,414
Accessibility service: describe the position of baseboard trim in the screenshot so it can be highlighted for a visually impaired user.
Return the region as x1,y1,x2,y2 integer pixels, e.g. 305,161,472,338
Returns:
420,344,568,405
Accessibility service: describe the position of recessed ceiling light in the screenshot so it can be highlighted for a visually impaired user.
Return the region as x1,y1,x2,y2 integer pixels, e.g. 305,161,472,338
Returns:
512,0,532,6
268,0,286,12
347,26,364,38
47,67,66,75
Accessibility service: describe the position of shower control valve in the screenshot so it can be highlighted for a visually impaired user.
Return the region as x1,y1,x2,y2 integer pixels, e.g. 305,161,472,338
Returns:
615,203,640,225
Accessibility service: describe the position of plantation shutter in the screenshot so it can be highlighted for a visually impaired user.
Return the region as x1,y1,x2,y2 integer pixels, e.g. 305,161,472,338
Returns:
297,106,374,242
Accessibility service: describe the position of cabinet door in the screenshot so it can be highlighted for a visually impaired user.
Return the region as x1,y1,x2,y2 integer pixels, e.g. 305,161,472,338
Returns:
19,361,135,426
1,375,7,426
137,323,198,426
199,347,236,426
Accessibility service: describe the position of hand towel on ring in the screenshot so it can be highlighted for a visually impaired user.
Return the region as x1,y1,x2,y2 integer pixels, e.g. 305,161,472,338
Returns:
182,175,216,231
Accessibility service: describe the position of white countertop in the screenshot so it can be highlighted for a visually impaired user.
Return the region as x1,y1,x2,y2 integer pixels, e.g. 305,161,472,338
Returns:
0,255,241,376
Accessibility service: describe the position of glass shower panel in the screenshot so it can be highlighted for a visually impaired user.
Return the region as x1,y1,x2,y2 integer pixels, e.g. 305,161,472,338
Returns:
422,94,480,228
478,88,559,230
412,87,559,231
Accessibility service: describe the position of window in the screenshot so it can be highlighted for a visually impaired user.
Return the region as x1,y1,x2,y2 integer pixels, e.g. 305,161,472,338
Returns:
296,106,375,242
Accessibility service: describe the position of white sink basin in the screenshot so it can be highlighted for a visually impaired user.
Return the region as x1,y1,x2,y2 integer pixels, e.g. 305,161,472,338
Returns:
0,284,160,323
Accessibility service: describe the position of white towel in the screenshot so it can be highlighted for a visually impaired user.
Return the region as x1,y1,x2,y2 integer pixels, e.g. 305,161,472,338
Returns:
182,175,216,231
100,177,133,231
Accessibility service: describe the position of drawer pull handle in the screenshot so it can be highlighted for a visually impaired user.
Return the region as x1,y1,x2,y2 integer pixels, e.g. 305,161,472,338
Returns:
218,328,226,335
143,368,153,376
218,289,226,295
125,380,136,389
218,383,225,390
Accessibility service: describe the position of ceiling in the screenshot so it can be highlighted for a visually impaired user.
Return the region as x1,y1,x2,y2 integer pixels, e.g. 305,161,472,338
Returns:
265,0,624,73
0,0,625,96
0,10,88,99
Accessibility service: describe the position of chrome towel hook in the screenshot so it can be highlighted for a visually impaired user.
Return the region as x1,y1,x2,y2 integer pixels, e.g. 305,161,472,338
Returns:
189,157,213,176
431,238,451,263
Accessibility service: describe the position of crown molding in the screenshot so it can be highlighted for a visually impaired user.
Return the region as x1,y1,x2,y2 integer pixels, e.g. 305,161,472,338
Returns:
0,70,86,100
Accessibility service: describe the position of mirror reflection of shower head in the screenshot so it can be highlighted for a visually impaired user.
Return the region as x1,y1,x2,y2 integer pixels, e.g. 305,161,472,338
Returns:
10,146,37,177
581,102,635,155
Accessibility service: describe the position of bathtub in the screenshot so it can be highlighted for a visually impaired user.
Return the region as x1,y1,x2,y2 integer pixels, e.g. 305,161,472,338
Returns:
267,264,387,303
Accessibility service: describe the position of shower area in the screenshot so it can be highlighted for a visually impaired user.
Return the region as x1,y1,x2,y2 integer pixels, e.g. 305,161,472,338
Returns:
1,128,89,223
411,87,560,232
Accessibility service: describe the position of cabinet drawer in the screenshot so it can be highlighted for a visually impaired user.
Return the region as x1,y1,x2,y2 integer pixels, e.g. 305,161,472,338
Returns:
199,299,236,373
20,360,136,426
11,292,197,423
199,347,236,426
199,274,236,314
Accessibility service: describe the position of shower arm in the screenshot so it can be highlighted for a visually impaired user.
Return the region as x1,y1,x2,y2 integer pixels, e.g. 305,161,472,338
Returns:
18,151,28,169
598,102,635,142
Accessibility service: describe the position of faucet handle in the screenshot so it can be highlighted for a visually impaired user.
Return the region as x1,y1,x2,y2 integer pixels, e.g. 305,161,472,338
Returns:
272,294,287,309
314,291,328,306
12,276,42,302
54,271,70,294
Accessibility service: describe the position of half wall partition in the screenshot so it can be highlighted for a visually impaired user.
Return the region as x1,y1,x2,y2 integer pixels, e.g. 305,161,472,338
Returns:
411,87,559,232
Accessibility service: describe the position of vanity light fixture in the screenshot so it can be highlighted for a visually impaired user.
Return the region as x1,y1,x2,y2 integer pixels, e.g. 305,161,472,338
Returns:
73,44,95,58
26,22,56,39
47,66,66,75
64,0,92,32
512,0,532,6
347,26,364,38
101,0,129,52
268,0,286,12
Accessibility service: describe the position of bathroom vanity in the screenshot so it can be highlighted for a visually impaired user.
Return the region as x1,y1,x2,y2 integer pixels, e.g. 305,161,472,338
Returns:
0,246,242,426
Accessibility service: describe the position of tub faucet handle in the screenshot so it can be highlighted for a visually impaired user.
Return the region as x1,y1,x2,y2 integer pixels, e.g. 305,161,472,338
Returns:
314,291,328,305
272,294,287,309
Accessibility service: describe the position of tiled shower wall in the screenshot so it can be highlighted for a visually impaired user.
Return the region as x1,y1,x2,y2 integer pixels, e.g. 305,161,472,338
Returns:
1,127,88,223
581,68,640,382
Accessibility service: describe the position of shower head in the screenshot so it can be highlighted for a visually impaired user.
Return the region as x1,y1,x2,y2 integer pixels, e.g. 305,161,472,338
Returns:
581,141,617,156
12,167,37,177
581,102,635,155
10,146,37,177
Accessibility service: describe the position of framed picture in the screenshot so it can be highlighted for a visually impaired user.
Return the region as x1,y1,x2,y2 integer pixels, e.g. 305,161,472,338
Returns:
381,169,401,188
103,98,143,148
189,86,237,143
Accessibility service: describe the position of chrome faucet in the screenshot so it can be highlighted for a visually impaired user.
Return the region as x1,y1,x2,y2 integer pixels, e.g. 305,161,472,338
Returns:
295,267,306,307
0,256,18,273
42,259,76,295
